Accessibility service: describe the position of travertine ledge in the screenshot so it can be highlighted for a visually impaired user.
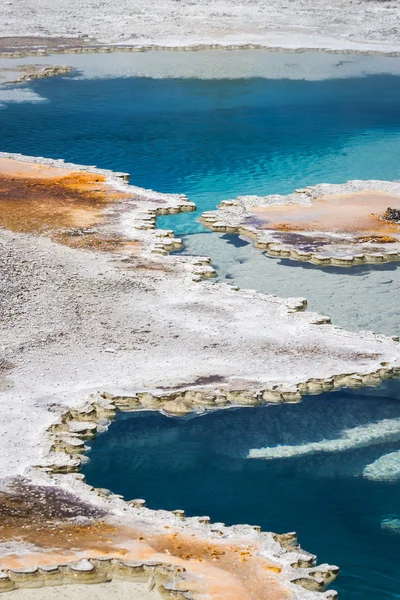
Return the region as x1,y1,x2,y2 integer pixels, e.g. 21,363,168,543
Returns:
0,391,341,599
2,64,72,84
201,181,400,267
0,394,339,599
0,152,203,266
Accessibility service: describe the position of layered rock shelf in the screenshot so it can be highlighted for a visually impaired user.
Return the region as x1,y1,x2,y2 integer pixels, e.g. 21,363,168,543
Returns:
201,181,400,267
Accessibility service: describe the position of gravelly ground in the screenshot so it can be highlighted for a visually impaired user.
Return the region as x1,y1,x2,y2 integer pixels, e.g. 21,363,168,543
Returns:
0,0,399,53
1,224,399,478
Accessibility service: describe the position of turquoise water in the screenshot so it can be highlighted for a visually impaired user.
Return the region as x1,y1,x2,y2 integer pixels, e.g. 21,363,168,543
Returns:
1,71,400,235
182,232,400,337
83,380,400,600
2,66,400,335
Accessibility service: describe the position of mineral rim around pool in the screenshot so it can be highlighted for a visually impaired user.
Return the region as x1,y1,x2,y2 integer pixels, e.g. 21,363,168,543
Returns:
201,181,400,266
1,479,337,600
2,154,400,600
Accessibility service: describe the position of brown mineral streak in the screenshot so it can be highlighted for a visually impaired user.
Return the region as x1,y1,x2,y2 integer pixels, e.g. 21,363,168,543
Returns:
0,158,134,251
252,190,400,236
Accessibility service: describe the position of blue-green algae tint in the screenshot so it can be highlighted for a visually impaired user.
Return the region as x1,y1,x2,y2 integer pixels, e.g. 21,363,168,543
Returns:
1,72,400,234
83,380,400,600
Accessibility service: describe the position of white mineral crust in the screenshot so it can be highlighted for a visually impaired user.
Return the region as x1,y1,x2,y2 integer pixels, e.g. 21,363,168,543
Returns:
1,0,400,54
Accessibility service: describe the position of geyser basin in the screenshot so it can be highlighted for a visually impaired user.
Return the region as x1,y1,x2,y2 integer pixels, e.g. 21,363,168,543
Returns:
83,380,400,600
1,51,400,335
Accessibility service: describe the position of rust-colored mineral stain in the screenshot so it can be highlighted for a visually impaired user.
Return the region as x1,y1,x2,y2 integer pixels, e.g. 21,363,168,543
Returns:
0,527,290,600
149,531,290,600
0,158,131,251
0,483,290,600
252,191,400,238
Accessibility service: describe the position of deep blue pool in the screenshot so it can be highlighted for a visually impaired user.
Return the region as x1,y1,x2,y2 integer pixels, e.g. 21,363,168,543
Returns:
2,70,400,234
2,64,400,335
83,381,400,600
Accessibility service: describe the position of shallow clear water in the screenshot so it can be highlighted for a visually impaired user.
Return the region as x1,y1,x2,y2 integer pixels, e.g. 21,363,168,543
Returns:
1,64,400,335
182,232,400,337
83,380,400,600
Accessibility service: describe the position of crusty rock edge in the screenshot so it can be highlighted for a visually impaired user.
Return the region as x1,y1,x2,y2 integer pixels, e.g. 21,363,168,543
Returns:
2,64,73,85
201,181,400,267
12,390,345,599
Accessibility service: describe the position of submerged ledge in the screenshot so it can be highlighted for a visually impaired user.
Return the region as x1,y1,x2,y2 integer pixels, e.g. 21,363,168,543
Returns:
2,49,400,89
201,181,400,267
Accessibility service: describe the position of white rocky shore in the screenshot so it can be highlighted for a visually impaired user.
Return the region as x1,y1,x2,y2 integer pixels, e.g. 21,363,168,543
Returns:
0,0,400,55
1,153,399,478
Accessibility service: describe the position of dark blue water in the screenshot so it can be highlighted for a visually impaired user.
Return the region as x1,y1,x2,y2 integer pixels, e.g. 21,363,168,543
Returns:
83,381,400,599
2,72,400,233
